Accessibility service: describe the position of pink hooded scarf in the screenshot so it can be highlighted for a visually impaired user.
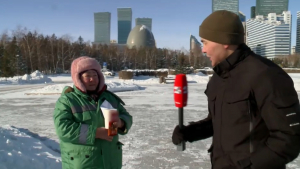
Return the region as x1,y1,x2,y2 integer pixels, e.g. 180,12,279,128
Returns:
71,56,105,93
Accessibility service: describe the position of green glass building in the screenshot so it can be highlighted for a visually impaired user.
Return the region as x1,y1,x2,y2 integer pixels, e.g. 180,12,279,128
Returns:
255,0,289,16
117,8,132,44
251,6,256,19
135,18,152,31
212,0,239,15
94,12,111,44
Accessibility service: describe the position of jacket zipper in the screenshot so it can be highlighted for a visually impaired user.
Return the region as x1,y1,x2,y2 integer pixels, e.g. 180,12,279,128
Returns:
248,100,253,153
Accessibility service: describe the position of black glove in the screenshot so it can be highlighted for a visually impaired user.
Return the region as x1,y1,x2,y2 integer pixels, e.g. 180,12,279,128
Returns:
172,125,186,145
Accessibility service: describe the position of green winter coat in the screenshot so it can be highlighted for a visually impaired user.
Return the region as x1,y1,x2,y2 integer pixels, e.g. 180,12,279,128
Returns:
53,86,132,169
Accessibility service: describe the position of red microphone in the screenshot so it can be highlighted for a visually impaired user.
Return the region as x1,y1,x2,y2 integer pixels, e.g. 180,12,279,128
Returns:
174,74,188,151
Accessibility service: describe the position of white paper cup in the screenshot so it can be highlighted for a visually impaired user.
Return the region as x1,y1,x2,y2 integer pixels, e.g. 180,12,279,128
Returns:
101,108,119,129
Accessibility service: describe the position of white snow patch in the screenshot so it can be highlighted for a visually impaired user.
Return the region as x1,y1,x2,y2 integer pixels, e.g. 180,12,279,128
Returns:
186,74,210,83
0,70,52,85
156,68,169,72
0,125,61,169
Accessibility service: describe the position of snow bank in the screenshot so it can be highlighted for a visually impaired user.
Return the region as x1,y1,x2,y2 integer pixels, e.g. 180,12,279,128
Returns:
186,74,210,83
0,125,61,169
289,73,300,92
116,78,159,85
27,82,140,94
156,68,169,72
106,82,140,92
0,70,52,85
47,74,72,83
113,74,210,84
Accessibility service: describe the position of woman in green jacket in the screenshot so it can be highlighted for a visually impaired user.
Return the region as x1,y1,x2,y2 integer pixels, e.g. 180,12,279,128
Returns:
53,56,132,169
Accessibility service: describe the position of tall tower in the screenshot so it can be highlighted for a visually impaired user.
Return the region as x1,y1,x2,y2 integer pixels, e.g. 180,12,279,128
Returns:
251,6,256,19
238,11,246,43
117,8,132,44
296,11,300,54
135,18,152,31
212,0,239,15
94,12,111,44
247,11,292,58
255,0,289,17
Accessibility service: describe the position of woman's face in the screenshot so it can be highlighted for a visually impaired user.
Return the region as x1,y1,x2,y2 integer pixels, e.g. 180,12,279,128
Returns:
80,70,99,91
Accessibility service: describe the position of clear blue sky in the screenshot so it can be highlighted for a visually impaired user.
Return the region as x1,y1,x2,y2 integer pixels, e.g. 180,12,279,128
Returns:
0,0,299,50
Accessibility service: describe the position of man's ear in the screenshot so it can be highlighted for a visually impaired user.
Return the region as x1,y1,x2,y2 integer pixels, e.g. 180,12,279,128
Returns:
223,44,230,49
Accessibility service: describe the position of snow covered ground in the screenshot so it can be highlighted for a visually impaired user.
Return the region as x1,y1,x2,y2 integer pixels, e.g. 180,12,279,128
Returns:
0,125,61,169
0,73,300,169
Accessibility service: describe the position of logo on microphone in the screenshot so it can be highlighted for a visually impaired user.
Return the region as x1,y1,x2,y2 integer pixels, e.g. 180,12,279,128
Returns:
174,87,181,94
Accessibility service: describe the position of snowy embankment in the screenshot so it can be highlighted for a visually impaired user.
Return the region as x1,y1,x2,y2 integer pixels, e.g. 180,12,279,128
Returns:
26,82,141,94
0,125,61,169
289,73,300,92
0,70,52,85
114,72,210,85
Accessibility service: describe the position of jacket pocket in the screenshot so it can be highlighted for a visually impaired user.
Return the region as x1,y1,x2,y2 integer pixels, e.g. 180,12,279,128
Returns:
224,92,250,124
205,89,217,117
110,141,124,169
67,151,97,169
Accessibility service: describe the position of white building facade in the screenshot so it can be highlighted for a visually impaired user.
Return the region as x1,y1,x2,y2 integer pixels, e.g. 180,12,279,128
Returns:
296,11,300,54
246,11,292,58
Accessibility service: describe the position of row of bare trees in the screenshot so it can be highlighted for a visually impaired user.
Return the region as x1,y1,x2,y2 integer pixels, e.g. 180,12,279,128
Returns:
0,27,211,77
273,54,300,68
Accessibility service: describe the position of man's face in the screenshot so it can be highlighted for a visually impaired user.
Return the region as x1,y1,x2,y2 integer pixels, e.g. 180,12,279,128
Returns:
80,70,99,91
201,38,229,67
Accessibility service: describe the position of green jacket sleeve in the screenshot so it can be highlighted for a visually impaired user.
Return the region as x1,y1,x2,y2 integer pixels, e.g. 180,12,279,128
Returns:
53,95,97,145
118,103,132,135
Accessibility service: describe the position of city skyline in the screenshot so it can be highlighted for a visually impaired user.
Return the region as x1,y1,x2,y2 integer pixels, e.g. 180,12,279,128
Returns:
1,0,299,50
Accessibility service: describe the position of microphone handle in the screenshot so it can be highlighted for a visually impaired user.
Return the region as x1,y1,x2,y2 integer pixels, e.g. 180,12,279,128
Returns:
177,107,186,151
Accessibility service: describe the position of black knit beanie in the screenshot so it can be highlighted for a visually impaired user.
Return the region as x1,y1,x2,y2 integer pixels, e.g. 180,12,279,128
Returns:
199,10,244,45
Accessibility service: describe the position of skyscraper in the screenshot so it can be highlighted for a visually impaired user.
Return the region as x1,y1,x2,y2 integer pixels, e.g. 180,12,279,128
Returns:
247,11,292,58
238,11,246,22
255,0,289,17
296,11,300,54
190,34,202,54
190,35,203,67
212,0,239,15
238,11,246,43
94,12,111,44
251,6,256,19
117,8,132,44
135,18,152,31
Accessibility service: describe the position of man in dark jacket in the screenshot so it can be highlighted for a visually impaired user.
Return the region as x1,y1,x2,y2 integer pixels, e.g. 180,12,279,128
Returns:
172,10,300,169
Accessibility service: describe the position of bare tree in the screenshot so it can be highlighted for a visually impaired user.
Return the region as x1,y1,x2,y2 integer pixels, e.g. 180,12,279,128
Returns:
22,31,36,72
60,34,73,71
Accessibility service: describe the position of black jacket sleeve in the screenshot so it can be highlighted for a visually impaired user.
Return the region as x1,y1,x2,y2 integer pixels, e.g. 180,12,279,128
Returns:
250,68,300,169
182,112,213,142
